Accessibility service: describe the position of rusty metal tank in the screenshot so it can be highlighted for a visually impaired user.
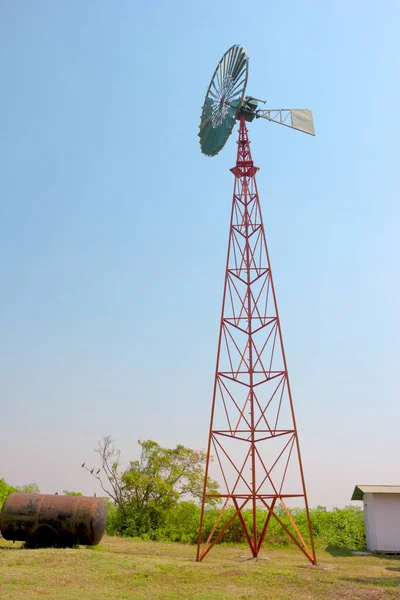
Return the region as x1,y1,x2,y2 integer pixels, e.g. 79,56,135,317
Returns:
0,493,106,547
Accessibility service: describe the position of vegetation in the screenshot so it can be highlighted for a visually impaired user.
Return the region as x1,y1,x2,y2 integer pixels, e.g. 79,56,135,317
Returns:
83,437,219,538
1,479,41,510
1,535,399,600
0,472,366,550
105,501,366,550
0,478,16,510
81,437,366,550
0,439,366,554
0,479,42,512
15,483,40,494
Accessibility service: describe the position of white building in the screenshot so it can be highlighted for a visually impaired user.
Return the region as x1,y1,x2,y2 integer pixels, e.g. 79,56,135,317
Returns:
352,485,400,553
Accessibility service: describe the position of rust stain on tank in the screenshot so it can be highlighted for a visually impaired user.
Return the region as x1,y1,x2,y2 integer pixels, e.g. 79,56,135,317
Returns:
0,493,106,547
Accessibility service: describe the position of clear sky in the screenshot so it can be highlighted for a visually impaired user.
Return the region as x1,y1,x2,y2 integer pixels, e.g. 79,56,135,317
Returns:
1,1,399,508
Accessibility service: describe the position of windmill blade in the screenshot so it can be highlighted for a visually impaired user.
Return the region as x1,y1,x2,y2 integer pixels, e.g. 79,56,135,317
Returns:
256,108,315,136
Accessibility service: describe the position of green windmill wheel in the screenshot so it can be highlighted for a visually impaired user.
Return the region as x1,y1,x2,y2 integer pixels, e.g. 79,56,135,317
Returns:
198,45,249,157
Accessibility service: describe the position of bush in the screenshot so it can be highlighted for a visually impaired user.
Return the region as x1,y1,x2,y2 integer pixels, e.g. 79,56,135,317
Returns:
157,502,200,543
106,501,366,550
310,505,365,549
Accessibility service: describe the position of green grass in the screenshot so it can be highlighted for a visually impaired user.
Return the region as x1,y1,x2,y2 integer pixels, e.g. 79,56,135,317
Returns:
1,535,399,599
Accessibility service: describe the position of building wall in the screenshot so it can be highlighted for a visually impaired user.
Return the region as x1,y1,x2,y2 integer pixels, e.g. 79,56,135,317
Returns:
363,493,400,552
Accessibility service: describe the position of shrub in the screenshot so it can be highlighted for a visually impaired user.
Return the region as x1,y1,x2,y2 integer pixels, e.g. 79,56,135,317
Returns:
106,502,366,550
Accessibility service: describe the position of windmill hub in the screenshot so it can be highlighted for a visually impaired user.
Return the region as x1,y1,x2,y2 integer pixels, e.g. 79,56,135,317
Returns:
211,74,236,128
238,96,259,122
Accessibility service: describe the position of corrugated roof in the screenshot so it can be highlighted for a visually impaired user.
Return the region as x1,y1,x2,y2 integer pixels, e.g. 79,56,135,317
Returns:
351,485,400,501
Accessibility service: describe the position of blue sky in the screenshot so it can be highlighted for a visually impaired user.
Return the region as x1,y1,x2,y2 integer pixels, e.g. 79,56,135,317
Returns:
1,1,399,508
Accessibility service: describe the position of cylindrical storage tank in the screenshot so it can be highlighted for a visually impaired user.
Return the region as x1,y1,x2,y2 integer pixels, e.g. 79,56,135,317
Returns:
0,493,106,547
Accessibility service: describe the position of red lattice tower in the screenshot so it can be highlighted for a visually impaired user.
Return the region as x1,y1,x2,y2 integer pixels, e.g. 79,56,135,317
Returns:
196,116,316,564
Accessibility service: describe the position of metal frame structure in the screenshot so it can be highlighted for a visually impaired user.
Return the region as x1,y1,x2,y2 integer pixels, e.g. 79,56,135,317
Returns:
196,116,316,564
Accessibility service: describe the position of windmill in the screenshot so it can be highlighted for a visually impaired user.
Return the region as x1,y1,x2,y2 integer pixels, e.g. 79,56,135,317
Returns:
196,45,317,564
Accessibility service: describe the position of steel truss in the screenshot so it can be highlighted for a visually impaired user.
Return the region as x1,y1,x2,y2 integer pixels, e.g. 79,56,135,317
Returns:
196,116,316,564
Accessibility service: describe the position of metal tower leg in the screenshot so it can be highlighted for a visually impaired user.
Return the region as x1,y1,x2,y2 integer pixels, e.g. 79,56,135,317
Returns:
196,116,316,565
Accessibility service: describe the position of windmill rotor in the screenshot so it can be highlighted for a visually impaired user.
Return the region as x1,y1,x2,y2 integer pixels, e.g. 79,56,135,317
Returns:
198,45,248,157
198,46,315,157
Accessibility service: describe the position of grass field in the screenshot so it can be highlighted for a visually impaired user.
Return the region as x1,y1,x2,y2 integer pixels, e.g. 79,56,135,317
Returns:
1,535,400,599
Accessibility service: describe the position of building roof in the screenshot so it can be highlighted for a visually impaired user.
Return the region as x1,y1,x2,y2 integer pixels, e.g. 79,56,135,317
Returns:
352,485,400,501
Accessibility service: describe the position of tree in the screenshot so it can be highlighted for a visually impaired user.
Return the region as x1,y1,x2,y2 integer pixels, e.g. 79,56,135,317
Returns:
0,478,16,509
16,483,40,494
82,435,126,512
121,439,219,510
83,437,219,536
62,490,83,496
